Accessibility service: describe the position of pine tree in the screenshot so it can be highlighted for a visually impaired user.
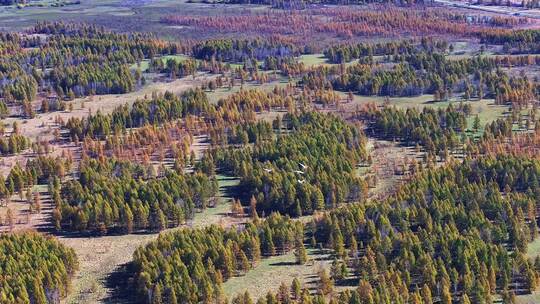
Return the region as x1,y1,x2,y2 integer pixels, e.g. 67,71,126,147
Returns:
441,279,452,304
6,208,14,231
168,288,178,304
31,277,47,304
33,192,41,213
250,195,259,221
318,268,333,295
460,294,471,304
238,250,250,275
277,282,290,304
125,206,134,234
151,283,163,304
291,278,301,299
473,115,481,133
421,284,432,304
295,240,307,265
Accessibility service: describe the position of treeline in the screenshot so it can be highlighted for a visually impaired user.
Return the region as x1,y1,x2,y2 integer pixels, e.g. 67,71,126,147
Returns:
55,157,217,234
133,213,303,304
364,104,469,158
303,51,538,105
49,63,135,97
0,232,78,304
213,112,368,216
0,155,72,206
218,0,433,9
191,38,299,63
0,132,30,156
0,22,182,105
312,155,540,302
206,88,297,146
323,38,448,64
230,284,495,304
65,89,210,140
66,87,296,145
480,29,540,54
476,125,540,159
162,6,521,47
82,123,194,167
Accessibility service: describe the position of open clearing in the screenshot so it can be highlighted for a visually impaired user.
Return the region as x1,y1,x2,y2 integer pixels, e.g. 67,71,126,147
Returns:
223,248,346,300
343,94,508,130
63,173,240,303
527,237,540,259
130,55,191,72
6,73,213,140
517,291,540,304
362,138,422,200
206,76,290,104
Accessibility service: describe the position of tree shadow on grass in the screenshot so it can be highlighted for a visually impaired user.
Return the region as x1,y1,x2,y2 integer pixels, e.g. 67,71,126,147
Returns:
103,262,139,304
269,261,297,266
218,176,241,200
335,277,358,287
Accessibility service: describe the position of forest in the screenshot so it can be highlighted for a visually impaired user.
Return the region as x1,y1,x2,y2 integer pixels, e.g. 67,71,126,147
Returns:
312,155,540,302
56,157,217,234
133,213,303,303
0,232,78,304
362,104,469,158
214,112,368,216
0,22,181,107
133,154,540,303
2,2,540,304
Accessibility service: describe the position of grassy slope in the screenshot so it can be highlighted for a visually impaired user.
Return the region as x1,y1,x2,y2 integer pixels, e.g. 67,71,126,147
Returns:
63,173,239,303
206,76,290,104
130,55,191,72
344,93,507,131
223,248,337,300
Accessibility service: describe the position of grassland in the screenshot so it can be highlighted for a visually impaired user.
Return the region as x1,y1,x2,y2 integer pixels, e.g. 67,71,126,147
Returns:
63,172,240,304
527,237,540,259
298,53,365,68
0,0,134,29
130,54,191,72
516,293,540,304
206,75,291,104
223,248,339,300
343,93,508,131
0,0,270,42
298,54,330,67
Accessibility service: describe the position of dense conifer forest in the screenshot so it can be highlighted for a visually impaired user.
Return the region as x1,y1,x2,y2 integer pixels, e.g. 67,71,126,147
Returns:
0,232,78,304
214,112,368,216
3,2,540,304
56,158,217,234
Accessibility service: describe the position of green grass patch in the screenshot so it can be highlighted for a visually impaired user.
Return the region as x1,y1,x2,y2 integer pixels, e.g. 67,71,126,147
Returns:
516,291,540,304
298,53,360,68
223,248,332,299
345,93,507,132
130,60,150,72
206,76,290,104
160,54,190,63
191,174,239,228
527,237,540,259
131,54,190,72
298,54,329,67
